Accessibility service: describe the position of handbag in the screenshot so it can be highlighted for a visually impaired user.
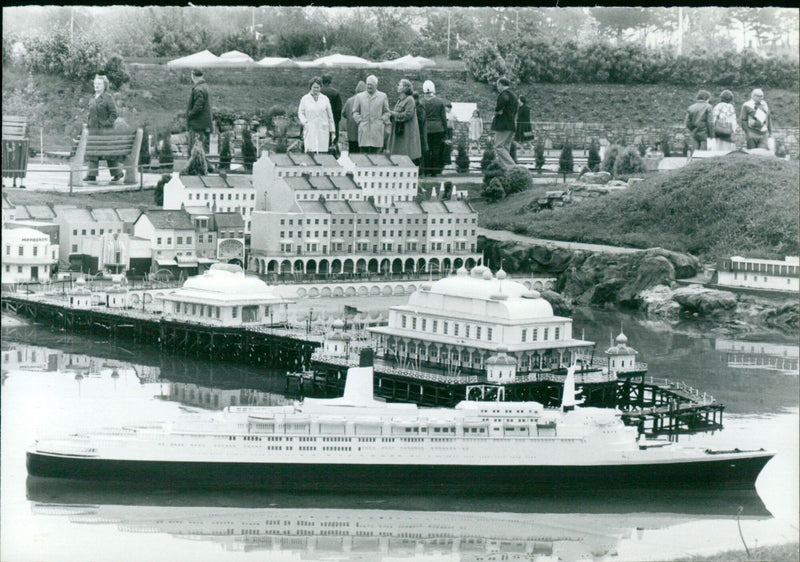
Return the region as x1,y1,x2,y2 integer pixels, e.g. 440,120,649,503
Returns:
394,117,405,136
714,118,732,136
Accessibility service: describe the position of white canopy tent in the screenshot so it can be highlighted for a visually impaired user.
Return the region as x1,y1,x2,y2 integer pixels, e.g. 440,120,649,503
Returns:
379,54,424,70
166,50,223,69
313,54,373,68
256,57,298,68
218,50,255,66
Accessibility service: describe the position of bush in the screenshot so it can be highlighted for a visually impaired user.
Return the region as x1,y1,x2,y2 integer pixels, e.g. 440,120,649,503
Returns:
600,144,622,174
483,159,506,187
587,140,601,172
23,28,109,83
154,173,171,206
504,165,533,194
241,128,257,172
534,138,546,172
442,181,454,200
139,126,151,166
218,132,232,171
463,40,512,84
182,140,209,176
455,142,470,173
158,131,173,171
558,140,574,176
103,54,130,90
613,146,646,177
482,177,506,202
480,147,495,171
660,133,672,157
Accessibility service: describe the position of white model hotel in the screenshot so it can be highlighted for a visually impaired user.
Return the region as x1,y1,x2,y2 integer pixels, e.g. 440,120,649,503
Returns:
715,255,799,293
249,151,481,276
369,266,595,375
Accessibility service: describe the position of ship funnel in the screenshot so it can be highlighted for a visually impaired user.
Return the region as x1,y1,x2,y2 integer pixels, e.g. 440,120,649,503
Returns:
341,366,377,405
561,362,585,412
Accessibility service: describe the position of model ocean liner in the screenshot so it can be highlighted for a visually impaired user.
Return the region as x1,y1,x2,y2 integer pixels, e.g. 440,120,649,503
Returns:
27,361,773,491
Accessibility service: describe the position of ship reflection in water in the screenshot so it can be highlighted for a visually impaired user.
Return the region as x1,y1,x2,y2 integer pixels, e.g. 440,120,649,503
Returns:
27,479,771,562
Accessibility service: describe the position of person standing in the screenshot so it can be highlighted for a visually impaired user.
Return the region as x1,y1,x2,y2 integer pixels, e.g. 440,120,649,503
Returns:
421,80,447,176
492,77,518,170
412,91,427,170
468,109,483,152
712,90,738,152
84,73,122,183
187,68,212,155
298,76,335,154
352,75,390,154
515,95,532,144
740,88,772,150
684,90,713,152
341,81,366,154
320,74,343,147
388,79,421,165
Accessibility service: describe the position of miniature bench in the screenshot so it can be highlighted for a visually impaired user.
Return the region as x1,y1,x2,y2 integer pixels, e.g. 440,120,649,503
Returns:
70,125,143,186
2,115,29,187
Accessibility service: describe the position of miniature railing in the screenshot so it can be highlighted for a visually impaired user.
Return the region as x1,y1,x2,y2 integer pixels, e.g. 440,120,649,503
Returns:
646,376,716,405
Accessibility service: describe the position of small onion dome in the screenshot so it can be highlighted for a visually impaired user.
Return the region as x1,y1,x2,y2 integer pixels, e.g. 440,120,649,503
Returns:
74,373,83,381
615,331,628,344
111,369,120,379
522,290,541,299
482,269,493,280
496,268,507,280
456,266,468,277
332,319,345,330
471,265,489,278
75,277,86,286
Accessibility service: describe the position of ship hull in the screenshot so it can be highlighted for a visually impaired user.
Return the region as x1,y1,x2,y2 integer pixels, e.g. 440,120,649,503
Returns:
27,451,772,492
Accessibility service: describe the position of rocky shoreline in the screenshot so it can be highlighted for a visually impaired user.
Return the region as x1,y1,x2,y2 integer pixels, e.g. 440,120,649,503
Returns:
480,235,798,334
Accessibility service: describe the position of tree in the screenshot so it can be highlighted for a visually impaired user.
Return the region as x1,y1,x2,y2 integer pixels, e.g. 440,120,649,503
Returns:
613,146,645,177
154,174,170,206
182,139,209,176
139,126,151,167
558,139,573,182
600,144,621,174
590,8,654,42
218,132,232,171
587,139,601,171
660,133,672,157
159,132,174,172
480,146,496,171
482,177,506,202
483,159,506,187
504,165,533,194
442,181,454,200
455,142,470,174
241,128,257,172
534,138,546,173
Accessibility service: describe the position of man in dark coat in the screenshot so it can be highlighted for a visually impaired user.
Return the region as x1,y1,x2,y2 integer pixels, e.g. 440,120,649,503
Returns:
515,95,532,144
492,77,518,169
684,89,713,152
187,68,213,154
421,80,447,176
321,74,343,147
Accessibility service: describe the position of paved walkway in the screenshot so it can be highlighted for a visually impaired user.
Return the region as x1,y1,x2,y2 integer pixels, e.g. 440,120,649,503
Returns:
477,227,642,255
3,163,167,192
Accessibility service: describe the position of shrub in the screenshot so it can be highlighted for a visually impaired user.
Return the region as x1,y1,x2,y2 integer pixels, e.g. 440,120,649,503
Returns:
483,159,506,187
660,133,672,157
154,174,171,206
103,54,130,90
442,181,454,200
182,140,209,176
587,140,601,172
139,126,151,166
455,142,470,173
482,177,506,202
23,28,109,83
613,146,646,177
558,140,574,178
600,144,622,174
480,147,495,171
463,40,511,84
241,128,257,172
158,132,173,171
534,138,546,173
504,165,533,194
218,132,232,171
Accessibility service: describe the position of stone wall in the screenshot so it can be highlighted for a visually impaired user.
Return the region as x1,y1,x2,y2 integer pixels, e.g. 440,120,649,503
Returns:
128,64,469,90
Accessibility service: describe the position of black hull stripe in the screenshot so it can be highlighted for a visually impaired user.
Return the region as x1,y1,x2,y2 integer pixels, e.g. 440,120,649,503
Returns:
27,452,772,491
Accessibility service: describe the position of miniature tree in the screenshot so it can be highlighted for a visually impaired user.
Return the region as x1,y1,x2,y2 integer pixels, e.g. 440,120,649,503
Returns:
442,181,454,200
504,165,533,194
159,131,174,172
455,142,470,174
587,139,601,172
558,139,574,183
483,159,506,187
482,177,506,202
613,146,646,178
154,173,170,206
139,125,151,167
480,146,495,171
600,144,621,175
637,138,648,157
534,138,546,174
182,138,209,176
241,128,257,172
660,133,672,157
218,131,232,171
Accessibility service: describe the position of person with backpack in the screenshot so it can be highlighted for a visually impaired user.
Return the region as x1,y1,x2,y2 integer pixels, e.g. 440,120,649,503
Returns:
684,90,714,153
740,88,772,150
711,90,738,152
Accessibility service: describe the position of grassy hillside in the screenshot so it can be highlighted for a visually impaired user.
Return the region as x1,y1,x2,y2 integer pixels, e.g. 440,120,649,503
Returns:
478,153,799,260
3,64,798,152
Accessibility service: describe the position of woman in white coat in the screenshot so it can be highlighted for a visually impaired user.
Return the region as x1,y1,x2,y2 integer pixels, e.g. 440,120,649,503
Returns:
298,76,335,153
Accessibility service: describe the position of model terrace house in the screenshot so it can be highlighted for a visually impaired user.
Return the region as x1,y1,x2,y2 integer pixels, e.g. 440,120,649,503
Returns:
133,209,197,275
252,151,346,212
714,256,799,293
55,206,142,272
163,174,256,236
339,152,418,208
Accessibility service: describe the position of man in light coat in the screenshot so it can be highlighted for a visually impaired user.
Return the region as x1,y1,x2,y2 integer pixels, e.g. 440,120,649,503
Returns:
352,75,390,154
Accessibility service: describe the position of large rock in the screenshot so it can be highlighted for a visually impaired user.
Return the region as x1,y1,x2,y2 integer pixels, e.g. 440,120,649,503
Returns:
617,255,675,307
580,171,612,184
643,248,701,279
672,285,737,315
639,285,682,317
540,289,573,316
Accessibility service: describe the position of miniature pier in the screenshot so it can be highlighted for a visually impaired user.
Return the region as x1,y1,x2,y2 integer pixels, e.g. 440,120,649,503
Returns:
3,293,724,436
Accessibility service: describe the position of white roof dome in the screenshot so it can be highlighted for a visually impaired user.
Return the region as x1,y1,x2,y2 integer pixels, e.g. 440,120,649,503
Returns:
182,265,274,295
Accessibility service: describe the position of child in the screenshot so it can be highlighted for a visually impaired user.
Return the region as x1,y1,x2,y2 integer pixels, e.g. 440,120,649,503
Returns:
468,109,483,152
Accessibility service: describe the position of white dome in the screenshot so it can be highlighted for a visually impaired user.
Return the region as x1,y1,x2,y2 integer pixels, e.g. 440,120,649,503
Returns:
2,227,48,243
407,271,555,321
182,267,276,296
615,331,628,344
